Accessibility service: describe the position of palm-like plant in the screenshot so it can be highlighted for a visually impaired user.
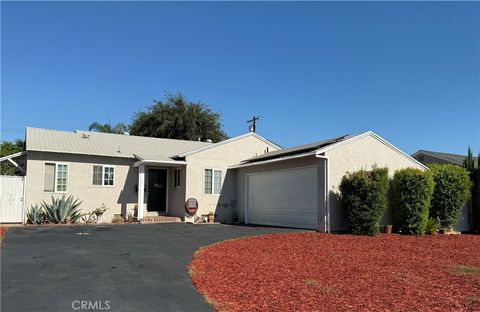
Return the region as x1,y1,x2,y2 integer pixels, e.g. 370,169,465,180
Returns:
88,122,129,134
42,195,83,224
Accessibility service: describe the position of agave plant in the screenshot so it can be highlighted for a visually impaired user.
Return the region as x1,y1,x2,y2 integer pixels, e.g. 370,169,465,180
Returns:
42,195,83,224
26,204,44,224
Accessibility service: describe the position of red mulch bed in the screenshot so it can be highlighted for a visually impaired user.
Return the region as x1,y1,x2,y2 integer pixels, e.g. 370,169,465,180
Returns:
0,227,8,242
188,233,480,312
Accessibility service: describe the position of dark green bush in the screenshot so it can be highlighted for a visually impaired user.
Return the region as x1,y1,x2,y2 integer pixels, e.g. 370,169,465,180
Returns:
392,168,434,235
339,167,389,236
429,164,471,230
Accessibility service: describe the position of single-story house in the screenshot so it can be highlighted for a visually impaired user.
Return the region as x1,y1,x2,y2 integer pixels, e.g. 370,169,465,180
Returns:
1,127,427,232
412,150,478,167
412,149,475,232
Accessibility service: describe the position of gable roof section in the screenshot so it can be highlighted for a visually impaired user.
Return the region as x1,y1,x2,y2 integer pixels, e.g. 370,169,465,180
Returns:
412,150,478,166
239,134,351,164
232,131,427,170
173,132,282,158
25,127,212,161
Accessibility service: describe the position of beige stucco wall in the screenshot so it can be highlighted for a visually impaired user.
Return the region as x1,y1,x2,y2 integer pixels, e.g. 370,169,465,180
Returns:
325,135,425,232
25,151,138,223
185,135,279,222
235,134,425,232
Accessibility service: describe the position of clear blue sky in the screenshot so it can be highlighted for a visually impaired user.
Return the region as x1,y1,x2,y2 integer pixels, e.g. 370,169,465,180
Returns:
1,2,479,154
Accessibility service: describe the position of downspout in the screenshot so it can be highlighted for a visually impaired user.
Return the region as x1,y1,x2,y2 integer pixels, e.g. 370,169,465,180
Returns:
316,154,329,233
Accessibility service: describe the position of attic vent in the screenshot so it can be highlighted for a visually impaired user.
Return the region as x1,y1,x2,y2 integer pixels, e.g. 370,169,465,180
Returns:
81,133,90,139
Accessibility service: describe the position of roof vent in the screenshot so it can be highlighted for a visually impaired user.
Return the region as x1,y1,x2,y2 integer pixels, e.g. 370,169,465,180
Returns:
205,139,213,143
122,132,130,135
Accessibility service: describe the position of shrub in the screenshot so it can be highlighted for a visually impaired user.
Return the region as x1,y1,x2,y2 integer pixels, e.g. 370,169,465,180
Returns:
42,195,83,224
26,204,44,224
339,167,389,236
392,168,434,235
429,164,471,230
425,218,440,235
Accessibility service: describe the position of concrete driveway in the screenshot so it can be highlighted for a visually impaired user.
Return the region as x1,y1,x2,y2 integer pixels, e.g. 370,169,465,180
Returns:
1,223,303,312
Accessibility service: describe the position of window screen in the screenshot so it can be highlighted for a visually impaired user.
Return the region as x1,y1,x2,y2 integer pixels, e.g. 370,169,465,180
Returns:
204,169,213,194
44,163,55,192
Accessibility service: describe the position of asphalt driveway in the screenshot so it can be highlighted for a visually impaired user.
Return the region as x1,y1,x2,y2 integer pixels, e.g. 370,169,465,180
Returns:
1,223,303,312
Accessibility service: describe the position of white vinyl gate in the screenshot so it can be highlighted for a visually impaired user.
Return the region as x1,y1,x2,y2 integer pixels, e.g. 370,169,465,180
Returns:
1,175,25,223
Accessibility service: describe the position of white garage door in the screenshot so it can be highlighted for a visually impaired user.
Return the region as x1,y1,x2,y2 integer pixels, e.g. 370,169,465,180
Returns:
247,167,318,229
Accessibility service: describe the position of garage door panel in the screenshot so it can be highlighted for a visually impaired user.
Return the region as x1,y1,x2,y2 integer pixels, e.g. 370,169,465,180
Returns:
247,167,318,230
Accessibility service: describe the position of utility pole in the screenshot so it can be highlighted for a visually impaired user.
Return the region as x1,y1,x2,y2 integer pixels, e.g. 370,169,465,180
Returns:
247,116,260,133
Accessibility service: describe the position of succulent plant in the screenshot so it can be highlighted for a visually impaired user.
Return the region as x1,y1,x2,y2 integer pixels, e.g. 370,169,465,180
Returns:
42,195,83,224
26,204,44,224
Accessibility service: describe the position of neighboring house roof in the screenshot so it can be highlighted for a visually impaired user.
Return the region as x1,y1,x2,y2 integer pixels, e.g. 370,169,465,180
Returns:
25,127,212,161
232,131,427,170
412,150,478,167
173,132,282,158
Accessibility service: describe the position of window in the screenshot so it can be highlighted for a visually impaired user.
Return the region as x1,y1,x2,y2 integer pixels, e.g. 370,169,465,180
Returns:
204,169,222,194
204,169,212,194
92,165,115,186
104,166,114,186
44,163,55,192
214,170,222,194
174,168,181,188
92,166,103,185
44,163,68,192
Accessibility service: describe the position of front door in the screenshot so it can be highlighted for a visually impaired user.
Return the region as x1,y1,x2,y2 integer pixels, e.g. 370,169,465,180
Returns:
147,169,167,212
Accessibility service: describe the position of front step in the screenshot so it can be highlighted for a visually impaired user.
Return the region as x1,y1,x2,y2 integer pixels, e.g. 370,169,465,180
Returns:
139,216,182,224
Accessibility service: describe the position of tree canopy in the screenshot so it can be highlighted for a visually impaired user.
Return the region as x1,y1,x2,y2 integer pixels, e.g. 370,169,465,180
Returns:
88,122,129,134
1,139,24,175
129,93,228,142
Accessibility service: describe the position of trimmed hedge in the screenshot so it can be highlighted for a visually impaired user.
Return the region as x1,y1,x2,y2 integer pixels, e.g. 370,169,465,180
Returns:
429,164,471,229
339,167,389,236
392,168,434,235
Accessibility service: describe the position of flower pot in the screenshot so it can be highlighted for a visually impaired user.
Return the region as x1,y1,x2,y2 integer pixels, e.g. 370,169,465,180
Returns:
382,225,392,234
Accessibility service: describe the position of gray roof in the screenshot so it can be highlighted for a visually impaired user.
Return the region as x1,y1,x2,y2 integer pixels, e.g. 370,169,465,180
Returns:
25,127,212,161
241,134,351,164
413,150,478,166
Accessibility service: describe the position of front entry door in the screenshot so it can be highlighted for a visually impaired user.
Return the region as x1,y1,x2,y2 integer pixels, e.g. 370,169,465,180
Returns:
147,169,167,212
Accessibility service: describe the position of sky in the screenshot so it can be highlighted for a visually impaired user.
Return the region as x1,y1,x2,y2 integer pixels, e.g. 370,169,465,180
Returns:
1,1,479,155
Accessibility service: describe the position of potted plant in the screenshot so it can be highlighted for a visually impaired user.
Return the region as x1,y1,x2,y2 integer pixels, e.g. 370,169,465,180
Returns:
208,211,215,223
382,225,393,234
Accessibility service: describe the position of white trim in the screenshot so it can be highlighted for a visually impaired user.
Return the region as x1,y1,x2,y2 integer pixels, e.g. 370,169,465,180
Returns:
244,175,249,224
138,164,145,220
22,176,27,224
230,151,316,169
91,164,115,187
0,151,26,162
315,131,428,170
173,168,181,188
133,159,187,167
29,148,135,159
7,158,26,175
316,155,329,233
175,132,282,158
203,168,223,195
42,162,69,193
